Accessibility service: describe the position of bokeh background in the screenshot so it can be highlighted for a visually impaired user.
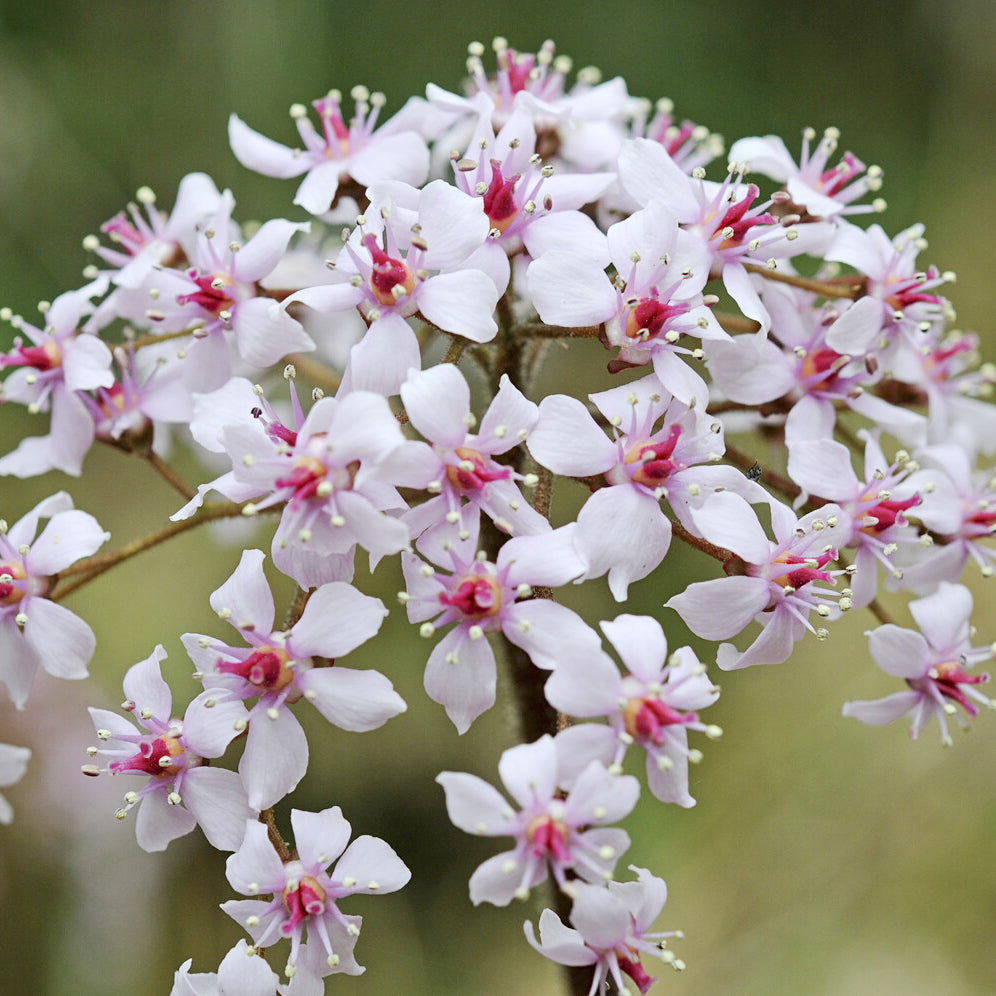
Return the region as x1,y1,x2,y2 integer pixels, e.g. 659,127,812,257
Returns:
2,2,995,994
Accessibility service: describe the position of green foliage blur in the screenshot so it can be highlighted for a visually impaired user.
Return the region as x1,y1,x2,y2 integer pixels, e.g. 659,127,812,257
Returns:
1,2,995,994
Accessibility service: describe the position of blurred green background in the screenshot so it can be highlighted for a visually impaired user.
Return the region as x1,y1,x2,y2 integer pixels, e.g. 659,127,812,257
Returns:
2,2,995,994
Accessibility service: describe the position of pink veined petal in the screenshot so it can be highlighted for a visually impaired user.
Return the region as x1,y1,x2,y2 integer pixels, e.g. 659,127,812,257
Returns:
21,597,96,680
436,771,520,836
62,334,114,392
684,490,772,563
209,549,276,636
232,297,315,368
528,394,617,476
26,509,107,574
400,364,470,447
417,179,490,270
666,576,771,640
574,487,672,601
824,295,886,355
842,690,922,726
727,135,795,182
867,624,932,678
0,619,39,709
233,219,310,282
5,492,74,548
502,600,602,671
704,336,796,405
722,261,769,336
240,706,308,811
416,269,499,341
284,280,367,315
296,666,406,732
716,608,800,670
564,762,640,826
292,159,344,215
569,883,632,949
334,490,412,561
524,911,598,967
332,835,412,894
501,524,587,588
618,138,700,218
645,729,694,807
423,627,496,734
135,786,198,852
348,131,430,188
181,767,256,851
600,614,668,681
469,848,542,907
291,805,352,871
498,734,559,809
343,313,421,396
214,939,281,994
543,648,621,718
527,251,616,327
181,690,250,758
121,645,172,721
228,114,311,179
786,438,858,502
291,582,387,658
908,582,973,654
522,212,611,268
477,374,539,452
226,819,288,894
553,724,618,788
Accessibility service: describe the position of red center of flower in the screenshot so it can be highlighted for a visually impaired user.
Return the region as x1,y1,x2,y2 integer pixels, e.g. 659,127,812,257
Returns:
0,562,27,606
110,734,185,778
364,235,415,306
445,446,510,493
275,455,330,503
481,161,520,233
218,644,295,693
623,696,690,745
176,271,235,315
860,493,921,533
1,338,63,372
709,184,774,249
282,874,327,933
768,549,836,588
526,814,571,863
439,574,503,619
624,293,690,342
623,425,683,488
923,660,990,717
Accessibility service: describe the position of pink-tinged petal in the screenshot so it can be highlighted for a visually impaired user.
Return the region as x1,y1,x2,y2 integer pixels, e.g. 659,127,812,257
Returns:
232,298,315,368
574,487,671,601
543,648,621,717
400,364,470,447
503,601,602,671
786,438,858,501
343,313,421,396
416,270,498,341
501,524,586,588
181,689,249,758
135,786,197,852
842,691,921,726
570,884,631,948
21,597,95,680
272,532,356,590
121,645,172,721
867,624,932,678
333,835,411,894
524,911,597,966
219,898,276,945
479,479,551,537
528,395,617,476
601,614,668,680
908,582,973,654
716,609,802,670
498,734,558,808
574,827,631,881
847,393,927,448
87,706,140,743
26,509,107,574
522,212,610,268
291,583,387,658
618,138,700,217
182,767,256,851
646,731,694,807
651,351,711,410
293,159,344,215
565,763,639,825
233,219,310,283
722,262,769,335
215,939,282,994
228,114,311,179
284,280,366,314
684,489,772,563
478,375,539,451
423,627,496,734
209,549,275,636
469,848,540,906
666,576,771,640
291,805,352,869
436,771,519,836
334,490,411,561
240,706,308,810
349,131,430,187
0,621,36,709
226,819,287,893
553,724,617,788
527,251,616,327
728,135,795,181
823,295,885,355
5,492,73,548
0,389,95,478
417,180,489,270
63,334,113,392
704,336,795,404
187,377,258,453
297,666,406,731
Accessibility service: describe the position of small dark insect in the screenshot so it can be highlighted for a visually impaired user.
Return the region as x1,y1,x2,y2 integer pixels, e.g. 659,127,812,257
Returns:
745,461,762,482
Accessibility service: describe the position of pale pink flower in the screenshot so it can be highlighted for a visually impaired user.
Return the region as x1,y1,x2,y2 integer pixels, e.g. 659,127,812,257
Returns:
170,939,280,996
0,743,31,824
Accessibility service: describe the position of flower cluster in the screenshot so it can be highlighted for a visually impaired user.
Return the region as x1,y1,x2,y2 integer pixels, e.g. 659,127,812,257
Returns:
2,34,994,994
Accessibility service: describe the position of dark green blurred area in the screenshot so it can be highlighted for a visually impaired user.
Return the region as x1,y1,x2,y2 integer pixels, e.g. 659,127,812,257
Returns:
1,2,995,994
